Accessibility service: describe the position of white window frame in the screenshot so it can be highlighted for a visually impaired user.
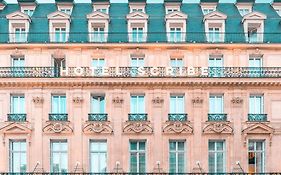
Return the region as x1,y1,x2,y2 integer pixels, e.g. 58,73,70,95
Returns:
168,27,183,42
90,140,107,173
202,8,215,15
129,140,146,173
166,7,179,14
170,58,183,68
131,27,144,42
208,27,221,42
130,95,145,114
249,95,264,114
238,8,251,16
248,140,265,173
169,140,186,173
170,95,185,113
54,27,67,43
50,140,68,173
51,95,66,114
91,95,105,114
90,26,106,42
208,140,226,173
209,95,224,114
10,95,25,114
9,140,27,173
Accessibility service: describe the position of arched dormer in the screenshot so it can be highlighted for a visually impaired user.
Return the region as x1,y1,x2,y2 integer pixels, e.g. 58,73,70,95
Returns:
126,11,149,42
87,11,110,42
165,11,187,42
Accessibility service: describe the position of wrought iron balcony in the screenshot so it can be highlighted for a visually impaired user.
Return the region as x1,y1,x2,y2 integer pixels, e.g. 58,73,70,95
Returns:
88,113,108,121
168,113,188,121
128,113,148,121
248,114,268,122
48,113,68,121
208,113,227,122
7,113,26,122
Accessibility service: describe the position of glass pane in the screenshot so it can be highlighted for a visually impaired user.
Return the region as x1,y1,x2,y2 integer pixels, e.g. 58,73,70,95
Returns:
178,142,184,151
169,152,176,173
91,153,99,173
139,142,145,150
208,152,215,173
216,141,224,151
100,153,107,172
256,152,264,173
216,152,224,172
178,153,185,173
61,153,68,173
169,141,176,151
130,153,137,172
139,153,146,173
130,142,137,151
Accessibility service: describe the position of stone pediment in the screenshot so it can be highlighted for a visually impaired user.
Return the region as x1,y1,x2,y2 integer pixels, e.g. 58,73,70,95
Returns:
203,11,227,21
6,11,31,22
165,11,187,20
0,122,32,134
43,121,73,134
48,11,70,20
242,122,274,135
242,11,267,22
203,122,233,134
87,11,109,20
126,11,149,20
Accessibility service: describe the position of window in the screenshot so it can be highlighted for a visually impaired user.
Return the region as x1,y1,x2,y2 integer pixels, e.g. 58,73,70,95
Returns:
203,8,215,15
11,57,25,77
208,56,223,77
11,95,25,114
130,95,145,114
54,27,67,42
130,141,146,173
51,95,66,114
96,8,107,14
51,140,68,173
91,96,105,113
9,140,27,173
131,57,144,76
248,26,258,43
239,8,250,16
208,27,220,42
169,141,185,173
170,95,184,113
209,95,223,114
23,9,34,17
166,8,179,14
249,57,262,77
132,27,144,42
170,58,183,67
249,95,263,114
248,140,265,173
169,27,182,42
60,8,71,15
12,57,24,67
90,27,105,42
208,140,225,173
132,8,144,12
12,27,27,43
90,140,107,173
92,58,105,67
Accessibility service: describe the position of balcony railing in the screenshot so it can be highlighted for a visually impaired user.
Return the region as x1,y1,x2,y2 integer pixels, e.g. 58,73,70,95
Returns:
49,113,68,121
1,32,278,44
2,67,281,78
208,113,227,122
88,113,108,121
248,114,268,122
7,113,26,122
128,113,148,121
168,113,188,121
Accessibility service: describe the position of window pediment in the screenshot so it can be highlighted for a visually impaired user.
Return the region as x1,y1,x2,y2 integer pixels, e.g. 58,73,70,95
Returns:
242,11,267,23
48,11,71,20
126,11,149,20
87,11,109,20
165,11,187,20
203,11,227,21
6,11,31,22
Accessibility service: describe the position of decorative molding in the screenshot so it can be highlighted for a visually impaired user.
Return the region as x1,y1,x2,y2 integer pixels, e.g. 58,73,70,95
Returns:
112,96,124,106
83,121,113,134
231,97,243,104
152,97,164,107
123,121,153,134
43,121,73,134
163,121,193,134
203,122,234,134
72,96,83,104
32,96,44,104
192,97,203,104
242,122,274,146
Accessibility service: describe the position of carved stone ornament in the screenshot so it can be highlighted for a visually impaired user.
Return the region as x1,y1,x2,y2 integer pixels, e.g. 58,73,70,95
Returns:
43,121,73,134
123,121,153,134
192,97,203,104
72,96,83,104
203,122,234,134
112,97,124,104
163,121,193,134
231,97,243,104
242,122,274,146
32,96,44,104
83,121,113,134
152,97,164,104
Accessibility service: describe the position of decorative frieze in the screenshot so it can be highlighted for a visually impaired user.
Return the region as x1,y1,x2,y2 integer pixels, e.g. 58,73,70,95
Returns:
123,121,153,134
32,96,44,104
203,122,234,134
152,96,164,107
43,121,73,134
83,121,113,134
112,96,124,107
231,97,243,104
163,121,193,134
72,96,83,104
192,97,203,104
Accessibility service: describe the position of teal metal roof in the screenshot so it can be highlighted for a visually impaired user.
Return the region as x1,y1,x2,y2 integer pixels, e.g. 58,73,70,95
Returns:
17,0,37,3
164,0,182,3
55,0,74,3
200,0,219,3
236,0,255,3
0,3,280,43
128,0,147,3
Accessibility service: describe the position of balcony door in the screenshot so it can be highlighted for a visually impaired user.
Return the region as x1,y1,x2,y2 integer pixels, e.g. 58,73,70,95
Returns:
208,57,223,77
249,57,262,77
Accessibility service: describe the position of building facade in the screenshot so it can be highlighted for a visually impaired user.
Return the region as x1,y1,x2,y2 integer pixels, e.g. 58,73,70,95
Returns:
0,0,281,173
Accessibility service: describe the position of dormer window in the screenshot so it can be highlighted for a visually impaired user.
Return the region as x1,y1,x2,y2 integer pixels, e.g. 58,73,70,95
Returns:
164,0,181,14
48,11,71,42
236,1,252,16
202,8,215,15
165,11,187,42
23,9,34,16
200,0,218,15
7,11,31,43
127,11,149,42
128,0,146,13
92,0,110,14
55,0,73,15
18,0,37,17
167,8,179,14
271,1,281,16
203,11,227,43
87,11,109,42
60,8,72,15
242,11,267,43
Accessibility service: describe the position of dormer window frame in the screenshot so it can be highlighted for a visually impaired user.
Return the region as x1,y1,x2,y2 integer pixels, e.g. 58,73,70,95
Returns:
57,4,73,15
20,6,36,17
87,11,110,42
93,4,110,14
165,2,181,14
203,11,227,43
236,3,252,16
242,11,267,43
129,3,146,13
165,11,188,43
6,11,31,43
201,3,217,15
127,11,149,43
48,11,71,43
271,2,281,16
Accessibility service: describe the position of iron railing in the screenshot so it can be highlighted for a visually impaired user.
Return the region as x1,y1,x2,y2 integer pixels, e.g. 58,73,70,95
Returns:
7,113,26,122
48,113,68,121
88,113,108,121
1,32,281,44
128,113,148,121
208,113,228,121
168,113,188,121
1,67,281,78
248,114,268,122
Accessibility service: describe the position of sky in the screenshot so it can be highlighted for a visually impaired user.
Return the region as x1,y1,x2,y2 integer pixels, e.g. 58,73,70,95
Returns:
3,0,273,3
